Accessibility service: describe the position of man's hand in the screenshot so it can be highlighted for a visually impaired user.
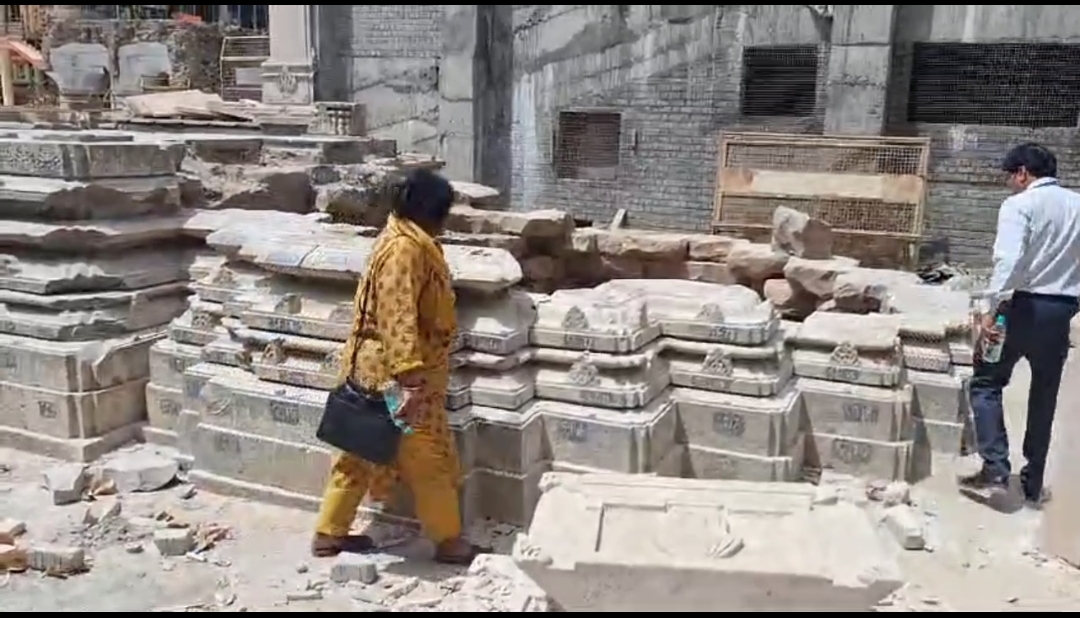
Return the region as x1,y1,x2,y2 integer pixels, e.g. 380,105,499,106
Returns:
981,313,1003,343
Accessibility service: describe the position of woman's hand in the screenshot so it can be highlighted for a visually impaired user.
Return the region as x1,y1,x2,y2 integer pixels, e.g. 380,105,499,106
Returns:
394,385,426,424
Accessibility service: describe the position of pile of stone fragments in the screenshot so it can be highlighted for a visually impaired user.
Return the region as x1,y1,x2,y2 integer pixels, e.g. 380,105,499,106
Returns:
0,122,988,611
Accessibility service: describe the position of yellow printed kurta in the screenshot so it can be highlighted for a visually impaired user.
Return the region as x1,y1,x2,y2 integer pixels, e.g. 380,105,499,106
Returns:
315,215,461,542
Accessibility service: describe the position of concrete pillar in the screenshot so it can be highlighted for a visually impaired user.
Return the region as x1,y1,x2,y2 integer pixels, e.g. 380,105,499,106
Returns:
438,5,478,181
261,4,315,105
823,5,896,135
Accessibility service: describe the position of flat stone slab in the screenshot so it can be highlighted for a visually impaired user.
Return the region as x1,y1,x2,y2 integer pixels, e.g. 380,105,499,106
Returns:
0,247,196,295
0,329,162,391
182,208,327,240
513,473,902,612
531,287,660,353
791,312,902,351
0,174,181,220
597,280,778,345
882,284,970,339
0,137,183,179
205,225,522,292
0,214,188,251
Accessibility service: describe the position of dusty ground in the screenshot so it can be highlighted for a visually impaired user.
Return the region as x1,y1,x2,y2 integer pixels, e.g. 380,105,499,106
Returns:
2,358,1079,612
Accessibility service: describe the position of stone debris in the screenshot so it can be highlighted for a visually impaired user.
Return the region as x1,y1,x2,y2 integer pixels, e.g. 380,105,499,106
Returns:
153,528,194,557
882,504,927,551
27,544,87,575
330,553,379,584
101,451,179,493
44,463,88,505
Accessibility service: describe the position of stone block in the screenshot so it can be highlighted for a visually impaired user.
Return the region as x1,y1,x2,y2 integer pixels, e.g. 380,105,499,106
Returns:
191,422,331,498
799,379,912,442
532,347,669,410
883,505,925,550
0,329,162,391
684,438,804,482
674,386,801,457
153,528,193,556
453,368,536,410
148,339,202,389
0,174,180,221
0,214,188,251
806,433,911,481
0,378,147,439
772,206,832,259
530,287,660,353
783,256,859,300
513,473,902,612
0,248,195,295
446,205,572,241
330,553,379,584
907,369,967,424
169,305,230,347
0,282,188,342
832,268,921,314
900,340,952,373
189,262,274,305
0,137,183,179
914,417,969,456
666,337,792,397
26,544,86,572
43,463,88,504
537,396,677,474
471,404,546,475
597,279,778,346
101,450,178,492
791,348,902,388
456,289,535,355
726,243,790,290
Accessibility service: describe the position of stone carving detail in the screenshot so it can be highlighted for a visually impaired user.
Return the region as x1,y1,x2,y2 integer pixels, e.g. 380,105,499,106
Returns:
705,510,745,559
263,339,285,365
0,255,19,275
275,293,302,315
236,347,253,369
210,268,235,286
206,394,232,417
701,347,735,376
191,311,216,330
562,305,589,331
320,351,340,374
697,303,725,323
328,304,353,323
567,353,600,387
829,341,861,366
277,64,298,94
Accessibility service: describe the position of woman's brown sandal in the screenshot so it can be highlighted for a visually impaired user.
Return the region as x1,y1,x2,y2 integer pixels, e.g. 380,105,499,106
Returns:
311,533,376,558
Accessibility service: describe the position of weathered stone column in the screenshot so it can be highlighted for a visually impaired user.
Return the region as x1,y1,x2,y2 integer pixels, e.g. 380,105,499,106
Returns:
261,4,315,105
823,5,896,135
438,5,478,181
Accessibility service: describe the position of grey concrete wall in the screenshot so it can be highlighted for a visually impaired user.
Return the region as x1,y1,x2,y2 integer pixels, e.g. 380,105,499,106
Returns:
888,5,1080,266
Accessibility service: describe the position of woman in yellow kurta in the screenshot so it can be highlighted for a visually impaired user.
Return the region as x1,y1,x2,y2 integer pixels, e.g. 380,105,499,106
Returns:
312,169,483,565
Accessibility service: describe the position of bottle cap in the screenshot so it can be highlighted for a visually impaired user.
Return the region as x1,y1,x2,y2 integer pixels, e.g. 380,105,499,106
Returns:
994,315,1007,326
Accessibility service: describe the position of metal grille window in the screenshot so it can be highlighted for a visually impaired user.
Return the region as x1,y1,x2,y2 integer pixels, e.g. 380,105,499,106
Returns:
739,45,819,118
907,43,1080,128
554,110,622,181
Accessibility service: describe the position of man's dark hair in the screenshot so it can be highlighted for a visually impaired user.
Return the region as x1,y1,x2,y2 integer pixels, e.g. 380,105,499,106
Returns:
1002,142,1058,178
393,168,454,225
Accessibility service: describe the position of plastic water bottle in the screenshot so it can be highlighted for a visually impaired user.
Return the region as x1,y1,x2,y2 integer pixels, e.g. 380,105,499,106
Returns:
381,380,414,434
982,315,1008,363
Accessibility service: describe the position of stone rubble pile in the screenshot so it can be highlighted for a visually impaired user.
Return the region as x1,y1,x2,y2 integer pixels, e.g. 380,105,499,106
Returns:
0,130,197,461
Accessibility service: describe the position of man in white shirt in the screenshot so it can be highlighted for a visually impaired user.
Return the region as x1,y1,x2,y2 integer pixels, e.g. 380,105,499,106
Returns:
961,143,1080,505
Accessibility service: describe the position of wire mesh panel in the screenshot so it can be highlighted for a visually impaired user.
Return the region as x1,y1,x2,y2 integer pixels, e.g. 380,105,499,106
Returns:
219,35,268,102
712,132,931,268
553,110,622,181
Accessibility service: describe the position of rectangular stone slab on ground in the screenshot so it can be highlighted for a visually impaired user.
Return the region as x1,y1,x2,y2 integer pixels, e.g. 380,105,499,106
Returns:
513,472,902,612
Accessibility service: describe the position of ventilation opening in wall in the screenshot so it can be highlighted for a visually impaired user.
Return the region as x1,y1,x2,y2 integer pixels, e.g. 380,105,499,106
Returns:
907,43,1080,128
554,110,621,181
739,45,819,118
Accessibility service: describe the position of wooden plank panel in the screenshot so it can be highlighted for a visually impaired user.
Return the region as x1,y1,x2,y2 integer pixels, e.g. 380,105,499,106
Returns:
720,168,925,205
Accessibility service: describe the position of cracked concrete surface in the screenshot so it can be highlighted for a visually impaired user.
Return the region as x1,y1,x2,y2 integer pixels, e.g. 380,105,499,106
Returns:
1,359,1079,612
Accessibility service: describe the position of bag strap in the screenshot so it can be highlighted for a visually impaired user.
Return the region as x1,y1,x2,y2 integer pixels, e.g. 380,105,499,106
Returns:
343,250,390,377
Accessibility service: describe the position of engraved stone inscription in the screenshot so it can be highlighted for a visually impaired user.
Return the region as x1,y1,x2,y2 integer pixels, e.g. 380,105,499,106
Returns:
689,373,732,391
579,389,619,407
561,306,589,330
269,399,301,426
842,402,879,424
468,335,503,353
712,411,746,437
831,438,873,465
266,316,302,334
555,419,589,444
213,432,242,455
159,398,180,416
707,325,736,343
562,333,595,350
825,365,862,382
38,401,57,419
191,311,216,330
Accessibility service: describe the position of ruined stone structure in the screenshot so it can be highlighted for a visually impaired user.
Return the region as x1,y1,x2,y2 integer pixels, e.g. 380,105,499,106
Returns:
0,130,192,460
287,5,1080,267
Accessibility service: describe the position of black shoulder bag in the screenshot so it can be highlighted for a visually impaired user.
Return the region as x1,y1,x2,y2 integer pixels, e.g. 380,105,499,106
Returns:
315,258,403,465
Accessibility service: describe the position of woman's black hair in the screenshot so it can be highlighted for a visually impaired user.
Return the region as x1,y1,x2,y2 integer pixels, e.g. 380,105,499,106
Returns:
393,168,454,225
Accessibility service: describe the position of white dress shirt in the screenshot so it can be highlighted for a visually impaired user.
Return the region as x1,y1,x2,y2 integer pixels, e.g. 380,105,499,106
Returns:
988,177,1080,297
